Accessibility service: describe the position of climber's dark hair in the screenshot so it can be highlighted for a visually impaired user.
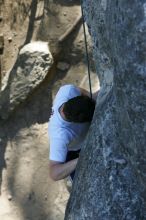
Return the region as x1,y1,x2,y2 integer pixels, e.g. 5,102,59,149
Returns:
63,95,95,123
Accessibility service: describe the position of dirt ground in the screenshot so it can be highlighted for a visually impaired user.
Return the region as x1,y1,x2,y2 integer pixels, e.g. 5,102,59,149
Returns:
0,1,99,219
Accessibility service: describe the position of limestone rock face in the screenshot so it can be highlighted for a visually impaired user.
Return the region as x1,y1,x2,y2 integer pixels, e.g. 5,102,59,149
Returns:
0,41,53,119
65,1,146,219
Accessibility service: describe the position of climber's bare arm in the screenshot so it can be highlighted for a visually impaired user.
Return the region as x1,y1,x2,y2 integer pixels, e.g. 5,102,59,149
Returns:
92,90,99,100
49,158,78,181
79,87,99,100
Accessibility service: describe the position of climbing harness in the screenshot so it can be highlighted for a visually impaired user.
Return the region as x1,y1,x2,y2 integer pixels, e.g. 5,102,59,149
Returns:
80,0,92,99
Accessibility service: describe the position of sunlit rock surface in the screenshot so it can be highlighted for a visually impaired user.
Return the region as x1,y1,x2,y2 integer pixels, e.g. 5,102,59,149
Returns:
0,41,53,119
65,1,146,219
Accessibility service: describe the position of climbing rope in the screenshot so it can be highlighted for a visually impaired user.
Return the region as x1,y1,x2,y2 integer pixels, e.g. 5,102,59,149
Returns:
80,0,92,99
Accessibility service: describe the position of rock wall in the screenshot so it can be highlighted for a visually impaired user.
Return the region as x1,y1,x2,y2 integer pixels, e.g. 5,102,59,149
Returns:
65,1,146,219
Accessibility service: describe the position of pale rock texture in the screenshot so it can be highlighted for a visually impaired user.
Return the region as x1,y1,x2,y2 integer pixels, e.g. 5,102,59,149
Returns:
65,1,146,219
0,41,53,119
57,62,70,71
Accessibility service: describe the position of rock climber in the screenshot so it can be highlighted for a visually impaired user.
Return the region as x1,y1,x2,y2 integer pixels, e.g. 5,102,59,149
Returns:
48,84,98,181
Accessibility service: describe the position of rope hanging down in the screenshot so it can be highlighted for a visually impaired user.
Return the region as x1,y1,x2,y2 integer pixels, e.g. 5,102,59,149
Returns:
80,1,92,99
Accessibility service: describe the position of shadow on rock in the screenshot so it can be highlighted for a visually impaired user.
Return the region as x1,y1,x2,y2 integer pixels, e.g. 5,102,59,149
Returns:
54,0,80,7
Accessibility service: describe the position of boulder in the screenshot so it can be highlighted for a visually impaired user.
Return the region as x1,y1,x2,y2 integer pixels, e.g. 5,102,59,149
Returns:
0,41,53,119
65,1,146,219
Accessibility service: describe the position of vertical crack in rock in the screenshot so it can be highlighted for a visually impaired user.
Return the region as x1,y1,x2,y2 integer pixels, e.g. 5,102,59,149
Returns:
65,1,146,219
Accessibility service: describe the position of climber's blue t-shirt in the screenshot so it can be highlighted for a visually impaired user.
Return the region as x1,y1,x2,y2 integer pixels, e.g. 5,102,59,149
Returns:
48,84,89,162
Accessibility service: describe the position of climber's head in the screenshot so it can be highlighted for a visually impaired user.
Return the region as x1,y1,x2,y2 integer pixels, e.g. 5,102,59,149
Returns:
63,95,95,123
